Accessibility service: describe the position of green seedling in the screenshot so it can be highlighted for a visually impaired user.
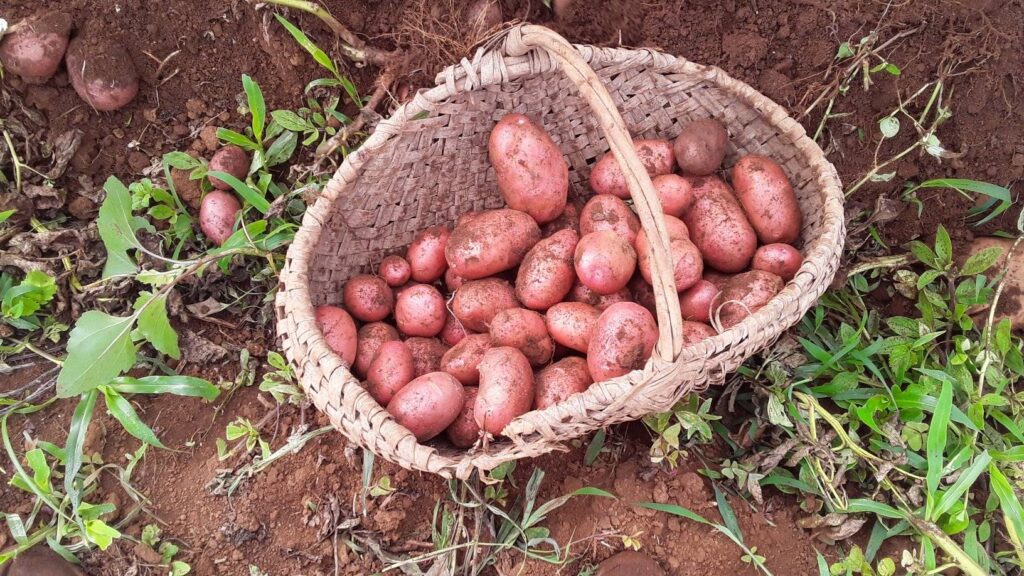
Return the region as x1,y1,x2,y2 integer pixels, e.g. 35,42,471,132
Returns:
643,394,719,468
216,417,271,462
258,351,302,405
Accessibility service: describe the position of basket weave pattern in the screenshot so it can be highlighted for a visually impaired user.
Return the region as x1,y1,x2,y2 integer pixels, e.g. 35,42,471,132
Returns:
275,26,845,479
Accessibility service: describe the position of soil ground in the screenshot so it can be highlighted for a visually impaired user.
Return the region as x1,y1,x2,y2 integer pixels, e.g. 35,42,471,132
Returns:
2,0,1022,574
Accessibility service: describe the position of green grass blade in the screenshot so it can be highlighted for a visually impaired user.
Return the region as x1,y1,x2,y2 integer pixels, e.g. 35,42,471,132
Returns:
988,464,1024,563
845,498,904,519
714,485,743,542
815,552,830,576
64,390,98,514
932,451,991,519
273,14,338,76
100,386,165,448
242,75,266,143
915,179,1012,226
584,429,605,466
110,375,219,401
207,171,270,214
636,502,711,525
925,380,952,517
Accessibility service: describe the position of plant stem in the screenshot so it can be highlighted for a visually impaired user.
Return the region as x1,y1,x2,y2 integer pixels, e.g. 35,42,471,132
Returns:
21,341,64,366
256,0,395,65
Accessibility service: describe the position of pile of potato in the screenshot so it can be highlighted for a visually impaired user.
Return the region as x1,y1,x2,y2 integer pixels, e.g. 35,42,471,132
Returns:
316,113,803,447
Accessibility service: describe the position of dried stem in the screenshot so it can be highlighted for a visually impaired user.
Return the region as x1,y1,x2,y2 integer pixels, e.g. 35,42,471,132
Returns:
257,0,396,66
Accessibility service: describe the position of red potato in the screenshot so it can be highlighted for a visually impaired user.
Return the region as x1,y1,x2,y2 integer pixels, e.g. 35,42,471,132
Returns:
653,174,695,218
365,341,415,405
440,333,491,385
456,211,483,228
343,275,394,323
407,225,451,283
541,201,583,236
683,176,757,273
474,347,534,436
587,302,658,382
405,337,450,377
489,113,569,224
489,308,554,366
446,387,481,448
440,313,468,346
718,270,784,328
0,12,72,83
635,219,703,292
673,118,729,176
534,357,593,410
208,145,249,190
387,372,466,442
752,243,803,281
395,284,446,337
445,268,467,292
516,229,578,311
579,194,641,245
545,302,601,353
703,271,734,290
678,279,720,323
629,274,657,315
574,231,637,295
379,255,412,287
731,154,802,244
682,321,717,344
65,35,139,111
452,278,519,332
354,322,400,377
446,209,542,279
199,190,240,246
315,306,357,366
569,281,631,311
589,139,675,199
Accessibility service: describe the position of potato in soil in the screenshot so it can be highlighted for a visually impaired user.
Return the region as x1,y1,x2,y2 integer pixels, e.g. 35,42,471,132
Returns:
366,341,414,405
452,278,519,332
534,357,593,410
208,145,249,190
489,308,554,366
395,284,447,337
199,190,240,246
589,139,675,199
488,113,568,224
0,12,72,83
342,274,394,323
354,322,400,377
65,34,139,111
315,306,358,366
516,229,578,311
587,302,658,382
446,209,542,279
673,118,729,176
474,347,534,436
387,372,466,442
446,387,481,448
731,154,802,244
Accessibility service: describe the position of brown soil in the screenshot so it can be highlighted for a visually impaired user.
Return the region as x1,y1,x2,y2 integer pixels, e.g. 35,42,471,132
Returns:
2,0,1022,575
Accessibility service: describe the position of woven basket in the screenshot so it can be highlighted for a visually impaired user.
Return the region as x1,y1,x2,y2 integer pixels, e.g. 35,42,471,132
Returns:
275,25,845,479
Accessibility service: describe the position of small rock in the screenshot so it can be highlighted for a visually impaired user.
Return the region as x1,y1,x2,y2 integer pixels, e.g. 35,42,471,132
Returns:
199,125,219,151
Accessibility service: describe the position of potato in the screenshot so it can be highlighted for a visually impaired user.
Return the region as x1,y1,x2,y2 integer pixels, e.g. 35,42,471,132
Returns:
440,312,468,346
464,0,502,35
444,268,468,292
405,337,450,378
534,357,593,410
343,274,394,323
446,387,481,448
379,255,412,287
678,279,720,323
456,211,483,228
587,302,658,382
387,372,466,442
541,200,582,236
354,322,400,377
731,154,802,244
653,174,695,218
579,194,641,245
208,145,249,190
474,347,534,435
702,271,734,290
315,306,358,366
407,225,451,283
589,139,675,199
545,302,600,353
489,113,568,224
0,12,72,84
65,35,139,111
395,284,447,337
489,308,554,366
673,118,729,176
199,191,240,246
569,281,631,311
574,231,637,295
719,270,784,328
366,341,414,405
629,274,657,315
752,243,803,281
440,333,491,385
446,209,542,279
683,176,757,273
452,278,519,332
635,220,703,292
682,321,717,344
515,229,578,310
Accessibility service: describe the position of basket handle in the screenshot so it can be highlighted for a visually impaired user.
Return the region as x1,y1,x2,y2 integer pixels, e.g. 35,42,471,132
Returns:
507,25,683,362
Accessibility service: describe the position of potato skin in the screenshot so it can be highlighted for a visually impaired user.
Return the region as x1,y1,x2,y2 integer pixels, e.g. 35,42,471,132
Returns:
579,194,641,245
65,35,139,111
682,321,717,344
379,255,412,287
541,201,583,237
407,225,451,283
702,271,734,290
575,231,637,295
653,174,695,218
440,333,492,385
545,302,601,353
731,154,802,244
589,139,675,199
0,12,72,83
515,229,578,311
440,313,468,346
354,322,400,377
343,274,394,322
444,268,468,292
489,308,554,366
534,357,593,409
673,119,729,176
489,113,568,224
395,284,447,337
588,302,658,382
569,281,631,311
474,347,535,435
446,387,481,448
719,270,784,328
629,274,657,315
387,372,466,442
366,341,415,405
405,337,450,378
199,191,240,246
452,278,519,333
678,279,720,323
635,218,702,292
315,306,358,366
208,145,249,190
752,243,803,281
446,209,542,279
683,176,757,273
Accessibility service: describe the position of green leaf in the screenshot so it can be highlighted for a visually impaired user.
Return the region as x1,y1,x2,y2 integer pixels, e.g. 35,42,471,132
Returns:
148,204,176,220
57,311,137,397
636,502,711,525
816,552,830,576
141,523,161,546
101,386,165,448
845,499,904,519
5,513,27,544
0,209,15,224
908,241,938,268
835,42,854,59
242,75,266,143
216,128,260,151
134,291,180,359
1,269,57,319
584,429,605,466
714,485,742,541
879,116,900,139
960,246,1003,277
274,14,338,77
926,380,953,512
25,448,51,491
171,561,191,575
917,269,943,289
207,171,269,214
934,225,952,266
932,451,991,520
988,464,1024,557
97,176,146,278
111,375,219,401
265,130,298,167
270,109,313,132
915,179,1012,226
85,519,120,550
64,390,99,512
164,151,200,170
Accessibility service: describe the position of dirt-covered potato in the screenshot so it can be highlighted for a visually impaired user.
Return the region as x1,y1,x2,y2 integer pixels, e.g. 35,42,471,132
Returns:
635,217,703,292
395,284,447,337
629,274,657,315
446,386,481,448
587,302,658,382
474,347,534,436
673,118,729,176
683,176,757,273
719,270,784,328
343,274,394,323
541,200,583,237
366,341,414,405
534,357,593,410
444,268,467,292
65,34,139,111
489,308,554,366
440,333,491,385
703,271,734,290
545,302,601,353
653,174,695,218
574,231,637,295
354,322,400,377
208,145,249,190
515,229,578,310
387,372,466,442
405,337,450,378
569,281,631,311
407,225,451,283
315,306,358,366
489,113,568,224
0,12,72,83
199,190,240,246
446,209,542,279
589,139,675,199
682,321,717,344
731,154,802,244
678,279,720,323
752,243,803,281
439,312,468,346
452,278,519,332
579,194,642,245
379,255,412,287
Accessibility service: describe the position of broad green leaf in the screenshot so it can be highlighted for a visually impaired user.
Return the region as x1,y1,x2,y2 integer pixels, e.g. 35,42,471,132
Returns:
57,311,137,397
163,151,201,170
879,116,899,139
0,209,15,224
265,130,298,167
216,128,259,151
926,380,953,513
100,386,165,448
110,375,219,401
916,269,942,289
171,561,191,575
270,109,312,132
714,485,742,541
97,176,145,278
585,429,605,466
960,246,1002,276
934,225,952,266
274,14,338,76
915,179,1012,226
25,448,51,491
134,291,180,359
242,75,266,143
835,42,854,59
64,390,98,513
207,171,269,214
85,519,120,550
908,241,938,268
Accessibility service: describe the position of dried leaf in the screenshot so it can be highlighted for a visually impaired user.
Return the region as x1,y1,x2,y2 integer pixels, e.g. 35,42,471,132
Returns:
47,129,83,179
